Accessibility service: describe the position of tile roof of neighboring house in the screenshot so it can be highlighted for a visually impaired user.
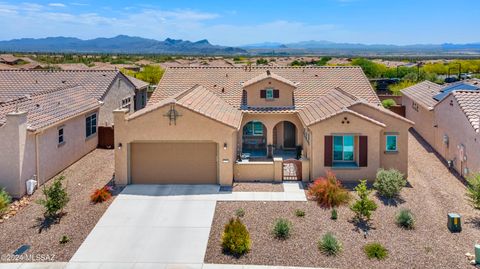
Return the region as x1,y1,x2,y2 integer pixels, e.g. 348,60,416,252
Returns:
129,85,242,129
0,63,17,70
401,80,443,110
452,90,480,132
0,85,100,131
0,70,122,103
126,75,149,90
0,54,22,64
149,66,379,109
298,88,360,126
55,63,91,70
242,70,298,88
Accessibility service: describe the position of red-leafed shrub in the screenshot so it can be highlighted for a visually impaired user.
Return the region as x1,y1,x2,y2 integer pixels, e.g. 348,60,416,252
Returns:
90,186,112,204
308,171,351,208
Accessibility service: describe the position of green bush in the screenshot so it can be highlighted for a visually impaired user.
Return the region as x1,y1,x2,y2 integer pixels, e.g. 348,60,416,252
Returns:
235,208,245,218
351,180,377,221
222,218,251,256
396,208,415,229
59,235,70,244
37,176,69,218
381,99,396,108
364,243,388,260
273,218,292,239
318,232,342,256
0,188,12,215
467,173,480,209
308,171,351,208
373,169,406,199
331,208,338,220
295,209,305,217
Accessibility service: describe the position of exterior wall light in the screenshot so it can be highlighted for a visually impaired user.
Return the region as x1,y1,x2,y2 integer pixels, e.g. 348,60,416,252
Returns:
224,143,227,150
118,143,123,150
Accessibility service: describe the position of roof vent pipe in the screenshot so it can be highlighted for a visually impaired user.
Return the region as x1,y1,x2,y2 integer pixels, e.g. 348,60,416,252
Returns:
266,70,271,76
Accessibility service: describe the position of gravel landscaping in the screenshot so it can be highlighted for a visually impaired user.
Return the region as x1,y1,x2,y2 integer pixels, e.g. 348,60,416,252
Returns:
205,132,480,268
232,182,284,192
0,149,117,262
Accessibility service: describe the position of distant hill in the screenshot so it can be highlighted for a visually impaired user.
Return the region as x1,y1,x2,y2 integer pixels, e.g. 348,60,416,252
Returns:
1,35,480,56
0,35,247,55
245,40,480,56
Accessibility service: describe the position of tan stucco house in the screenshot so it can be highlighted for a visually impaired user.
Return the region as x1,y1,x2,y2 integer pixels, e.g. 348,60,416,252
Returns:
114,66,413,186
402,79,480,177
0,70,149,197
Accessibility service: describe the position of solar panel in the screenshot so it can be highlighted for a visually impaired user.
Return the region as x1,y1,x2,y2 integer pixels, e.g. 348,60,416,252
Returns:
433,83,480,101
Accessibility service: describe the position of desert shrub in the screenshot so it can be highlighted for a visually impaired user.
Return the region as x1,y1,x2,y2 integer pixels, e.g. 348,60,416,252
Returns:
318,232,342,256
235,208,245,218
37,176,69,218
396,208,415,229
0,188,12,215
295,209,305,217
59,235,70,244
374,169,406,199
351,180,377,221
222,218,250,256
273,218,292,239
331,208,338,220
381,99,396,108
90,186,112,204
466,173,480,209
364,243,388,260
308,171,351,208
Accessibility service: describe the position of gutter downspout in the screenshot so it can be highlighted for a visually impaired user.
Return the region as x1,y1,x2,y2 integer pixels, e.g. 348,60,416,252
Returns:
35,131,41,185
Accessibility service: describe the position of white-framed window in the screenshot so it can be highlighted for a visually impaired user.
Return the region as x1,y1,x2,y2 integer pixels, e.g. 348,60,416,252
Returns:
333,135,354,161
266,88,274,100
85,113,97,138
386,135,398,152
58,126,65,146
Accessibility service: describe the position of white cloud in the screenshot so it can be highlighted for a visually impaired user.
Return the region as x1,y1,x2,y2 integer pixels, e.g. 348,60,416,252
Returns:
48,3,66,7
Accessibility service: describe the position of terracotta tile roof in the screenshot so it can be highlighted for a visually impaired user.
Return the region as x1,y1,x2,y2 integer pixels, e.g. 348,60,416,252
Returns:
0,54,22,64
55,63,91,70
452,90,480,132
129,85,242,129
0,85,100,131
242,70,297,88
241,107,297,114
0,70,121,103
298,88,360,126
126,75,149,90
149,66,379,109
401,80,443,110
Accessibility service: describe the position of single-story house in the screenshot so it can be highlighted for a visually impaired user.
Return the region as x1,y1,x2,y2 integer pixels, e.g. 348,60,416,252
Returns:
402,79,480,177
114,67,413,186
0,70,149,197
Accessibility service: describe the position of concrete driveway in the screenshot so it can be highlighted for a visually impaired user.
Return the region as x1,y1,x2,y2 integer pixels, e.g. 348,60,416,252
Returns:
71,185,220,267
70,183,306,268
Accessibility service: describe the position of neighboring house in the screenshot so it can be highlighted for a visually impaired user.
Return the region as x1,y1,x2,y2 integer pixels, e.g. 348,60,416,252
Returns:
125,75,149,111
0,70,149,197
114,67,413,186
0,54,23,65
402,79,480,177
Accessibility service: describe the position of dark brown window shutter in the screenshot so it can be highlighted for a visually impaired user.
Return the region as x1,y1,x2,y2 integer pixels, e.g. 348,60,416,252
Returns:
324,136,333,167
260,90,266,98
359,136,368,167
273,89,280,98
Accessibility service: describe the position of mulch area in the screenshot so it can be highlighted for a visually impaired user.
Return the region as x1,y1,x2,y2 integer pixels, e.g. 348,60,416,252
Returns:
0,149,118,262
232,182,284,192
204,133,480,269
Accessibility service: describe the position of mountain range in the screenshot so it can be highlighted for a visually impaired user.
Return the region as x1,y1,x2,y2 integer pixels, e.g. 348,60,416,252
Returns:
0,35,246,55
0,35,480,56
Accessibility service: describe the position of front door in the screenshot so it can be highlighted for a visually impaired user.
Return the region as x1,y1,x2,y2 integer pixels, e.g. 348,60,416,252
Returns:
283,122,296,148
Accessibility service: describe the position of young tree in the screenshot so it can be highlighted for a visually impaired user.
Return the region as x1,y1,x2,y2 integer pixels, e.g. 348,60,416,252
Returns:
467,173,480,209
351,180,377,221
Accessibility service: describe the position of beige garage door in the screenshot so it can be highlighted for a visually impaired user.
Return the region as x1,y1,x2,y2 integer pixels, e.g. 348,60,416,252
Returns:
130,142,217,184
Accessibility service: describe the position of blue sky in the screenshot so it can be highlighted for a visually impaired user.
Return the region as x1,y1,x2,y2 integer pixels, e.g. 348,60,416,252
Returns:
0,0,478,45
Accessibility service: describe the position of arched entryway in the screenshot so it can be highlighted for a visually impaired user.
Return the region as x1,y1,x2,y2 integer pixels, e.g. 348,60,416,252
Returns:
273,121,297,159
242,121,267,157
